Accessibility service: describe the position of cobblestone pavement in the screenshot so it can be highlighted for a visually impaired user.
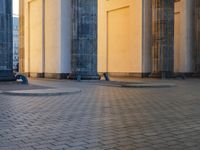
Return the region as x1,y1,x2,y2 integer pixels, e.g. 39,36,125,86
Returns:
0,78,200,150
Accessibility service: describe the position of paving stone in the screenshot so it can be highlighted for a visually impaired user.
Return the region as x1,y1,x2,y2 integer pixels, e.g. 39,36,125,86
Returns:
0,79,200,149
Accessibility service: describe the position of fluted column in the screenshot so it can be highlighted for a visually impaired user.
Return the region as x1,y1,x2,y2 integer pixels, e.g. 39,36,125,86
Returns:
70,0,99,80
194,0,200,75
19,0,24,73
0,0,14,80
151,0,174,78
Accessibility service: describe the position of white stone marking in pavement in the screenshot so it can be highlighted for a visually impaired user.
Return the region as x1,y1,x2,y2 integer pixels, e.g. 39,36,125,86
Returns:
121,83,176,88
2,88,81,96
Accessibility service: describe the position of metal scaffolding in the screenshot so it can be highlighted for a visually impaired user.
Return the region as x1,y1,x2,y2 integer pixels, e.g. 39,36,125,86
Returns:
70,0,99,80
151,0,174,78
195,0,200,74
0,0,14,80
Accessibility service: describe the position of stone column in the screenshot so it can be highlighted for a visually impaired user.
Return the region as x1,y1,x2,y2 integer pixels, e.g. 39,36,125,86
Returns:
151,0,174,78
70,0,99,80
194,0,200,75
19,0,24,73
0,0,14,80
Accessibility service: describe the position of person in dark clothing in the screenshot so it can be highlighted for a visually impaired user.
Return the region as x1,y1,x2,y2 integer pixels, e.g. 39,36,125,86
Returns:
16,63,19,72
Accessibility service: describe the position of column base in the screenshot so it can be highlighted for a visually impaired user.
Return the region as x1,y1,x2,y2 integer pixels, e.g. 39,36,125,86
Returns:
149,71,175,78
29,73,45,78
0,70,15,81
192,73,200,77
98,72,151,78
174,73,193,78
24,72,70,79
45,73,69,79
69,72,100,80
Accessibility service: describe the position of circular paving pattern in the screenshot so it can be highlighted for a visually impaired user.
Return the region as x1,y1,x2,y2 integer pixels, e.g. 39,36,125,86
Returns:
121,83,176,88
83,80,176,88
2,88,81,96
